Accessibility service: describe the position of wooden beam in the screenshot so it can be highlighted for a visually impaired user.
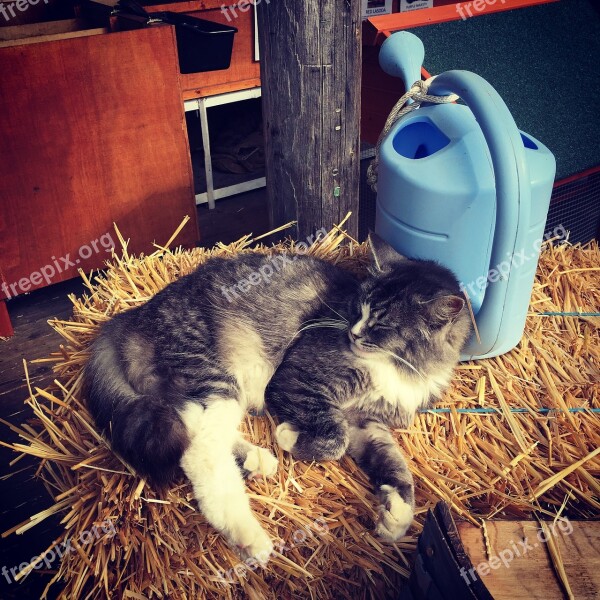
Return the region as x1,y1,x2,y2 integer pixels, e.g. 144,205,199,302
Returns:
257,0,361,240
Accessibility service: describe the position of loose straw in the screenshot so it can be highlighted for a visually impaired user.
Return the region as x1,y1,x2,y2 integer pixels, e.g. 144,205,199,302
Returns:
1,222,598,600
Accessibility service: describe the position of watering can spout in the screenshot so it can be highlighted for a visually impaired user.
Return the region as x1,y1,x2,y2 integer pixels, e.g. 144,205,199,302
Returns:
379,31,425,91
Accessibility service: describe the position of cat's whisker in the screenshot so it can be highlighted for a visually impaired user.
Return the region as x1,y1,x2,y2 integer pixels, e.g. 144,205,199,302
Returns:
297,316,347,330
384,351,425,379
283,319,348,352
360,343,425,380
296,321,348,335
315,294,349,323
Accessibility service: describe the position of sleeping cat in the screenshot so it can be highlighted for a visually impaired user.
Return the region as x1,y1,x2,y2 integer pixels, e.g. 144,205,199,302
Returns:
83,234,470,564
266,238,471,541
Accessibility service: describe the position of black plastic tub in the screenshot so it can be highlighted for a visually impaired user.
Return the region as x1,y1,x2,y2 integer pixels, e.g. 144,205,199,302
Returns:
115,7,238,74
155,12,238,74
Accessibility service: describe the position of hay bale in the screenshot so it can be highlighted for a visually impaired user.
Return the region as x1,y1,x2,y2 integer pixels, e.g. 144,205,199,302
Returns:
2,222,599,599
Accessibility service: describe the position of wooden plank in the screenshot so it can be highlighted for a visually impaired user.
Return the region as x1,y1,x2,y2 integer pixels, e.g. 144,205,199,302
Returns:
0,301,13,338
360,44,406,145
145,0,229,10
457,520,600,600
0,27,108,48
0,281,80,597
111,2,261,99
0,267,13,337
181,78,260,101
82,0,233,11
0,26,199,298
257,0,361,239
0,18,89,41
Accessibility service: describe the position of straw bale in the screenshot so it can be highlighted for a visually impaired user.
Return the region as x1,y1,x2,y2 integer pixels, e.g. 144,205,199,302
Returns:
2,223,598,599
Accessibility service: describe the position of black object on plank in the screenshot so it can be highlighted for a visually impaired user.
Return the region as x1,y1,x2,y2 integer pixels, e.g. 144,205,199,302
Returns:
399,502,494,600
116,0,238,74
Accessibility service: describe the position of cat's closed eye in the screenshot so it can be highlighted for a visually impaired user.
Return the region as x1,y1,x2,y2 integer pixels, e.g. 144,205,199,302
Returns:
370,307,386,320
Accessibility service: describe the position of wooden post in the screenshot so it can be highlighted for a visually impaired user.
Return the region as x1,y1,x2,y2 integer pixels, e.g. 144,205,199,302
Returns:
257,0,361,241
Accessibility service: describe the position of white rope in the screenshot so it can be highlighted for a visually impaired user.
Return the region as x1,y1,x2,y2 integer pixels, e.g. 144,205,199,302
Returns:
367,77,459,192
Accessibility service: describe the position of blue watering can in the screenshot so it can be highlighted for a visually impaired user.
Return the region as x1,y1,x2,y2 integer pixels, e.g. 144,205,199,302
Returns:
374,32,556,360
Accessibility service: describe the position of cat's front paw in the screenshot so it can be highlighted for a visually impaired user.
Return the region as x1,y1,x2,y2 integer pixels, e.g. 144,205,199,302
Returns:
275,422,299,453
235,522,274,565
243,446,278,479
376,484,414,542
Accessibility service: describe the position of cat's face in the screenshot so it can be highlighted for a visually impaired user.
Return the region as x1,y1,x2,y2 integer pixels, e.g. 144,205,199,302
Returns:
347,235,471,367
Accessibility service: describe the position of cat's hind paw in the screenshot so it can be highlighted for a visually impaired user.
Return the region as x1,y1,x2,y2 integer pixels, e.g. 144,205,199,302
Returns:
243,446,278,479
375,484,414,542
275,422,299,453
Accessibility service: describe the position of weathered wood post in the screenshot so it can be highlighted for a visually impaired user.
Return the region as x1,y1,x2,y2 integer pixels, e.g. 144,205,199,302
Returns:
257,0,361,241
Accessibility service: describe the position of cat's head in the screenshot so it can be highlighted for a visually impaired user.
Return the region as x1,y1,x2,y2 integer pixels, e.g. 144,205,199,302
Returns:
347,233,471,371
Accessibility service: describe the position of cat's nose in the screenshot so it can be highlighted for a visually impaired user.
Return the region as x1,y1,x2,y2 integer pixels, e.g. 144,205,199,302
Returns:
348,330,361,344
350,321,365,338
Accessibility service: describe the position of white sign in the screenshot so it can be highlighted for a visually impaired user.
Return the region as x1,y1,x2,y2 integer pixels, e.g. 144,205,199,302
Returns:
362,0,393,18
400,0,434,12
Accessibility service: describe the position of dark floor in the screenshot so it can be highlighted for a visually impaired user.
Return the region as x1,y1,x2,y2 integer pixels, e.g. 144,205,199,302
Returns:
196,186,270,247
0,278,85,600
0,191,270,599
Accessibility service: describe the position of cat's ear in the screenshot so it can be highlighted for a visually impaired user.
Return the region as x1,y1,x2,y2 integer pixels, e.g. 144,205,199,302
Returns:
430,295,465,322
368,232,405,273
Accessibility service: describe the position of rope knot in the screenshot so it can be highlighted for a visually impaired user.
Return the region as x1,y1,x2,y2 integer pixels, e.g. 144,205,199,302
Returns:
367,77,459,192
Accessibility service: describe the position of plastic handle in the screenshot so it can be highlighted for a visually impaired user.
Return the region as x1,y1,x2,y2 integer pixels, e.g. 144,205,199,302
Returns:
428,71,531,354
378,32,425,92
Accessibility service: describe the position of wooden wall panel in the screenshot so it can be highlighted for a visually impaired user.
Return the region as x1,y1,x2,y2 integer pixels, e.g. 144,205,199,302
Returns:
361,44,405,145
0,26,199,299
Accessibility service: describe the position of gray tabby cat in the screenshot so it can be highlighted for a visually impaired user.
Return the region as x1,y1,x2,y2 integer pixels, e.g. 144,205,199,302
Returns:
83,234,470,564
266,237,471,541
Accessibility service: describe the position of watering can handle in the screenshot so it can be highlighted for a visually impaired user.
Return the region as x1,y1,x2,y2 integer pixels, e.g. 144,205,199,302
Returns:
427,70,531,355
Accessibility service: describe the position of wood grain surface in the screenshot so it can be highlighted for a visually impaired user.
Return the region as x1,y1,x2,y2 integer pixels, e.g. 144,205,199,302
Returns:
257,0,361,240
458,520,600,599
0,25,199,299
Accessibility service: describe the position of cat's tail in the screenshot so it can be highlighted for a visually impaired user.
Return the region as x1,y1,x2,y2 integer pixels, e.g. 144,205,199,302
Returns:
83,321,188,487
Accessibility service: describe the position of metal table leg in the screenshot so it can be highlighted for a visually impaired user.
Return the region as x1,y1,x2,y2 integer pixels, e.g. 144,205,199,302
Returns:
197,97,216,210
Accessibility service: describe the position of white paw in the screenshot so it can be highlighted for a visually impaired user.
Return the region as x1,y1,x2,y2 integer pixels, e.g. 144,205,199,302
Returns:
375,485,414,542
243,446,278,479
275,422,299,453
234,521,274,565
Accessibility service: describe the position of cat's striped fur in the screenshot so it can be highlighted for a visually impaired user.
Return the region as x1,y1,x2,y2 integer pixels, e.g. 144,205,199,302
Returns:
83,234,470,562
